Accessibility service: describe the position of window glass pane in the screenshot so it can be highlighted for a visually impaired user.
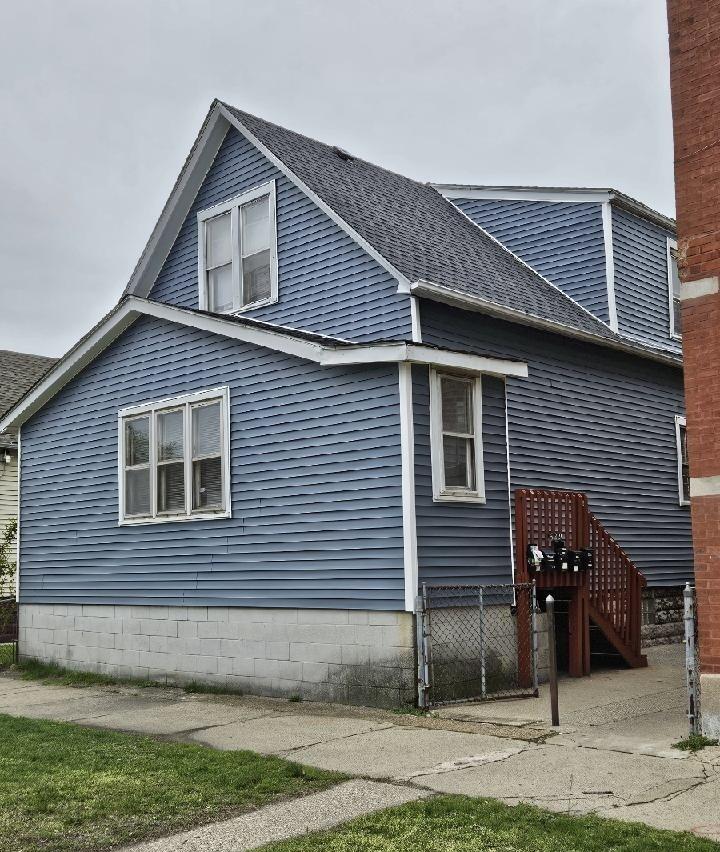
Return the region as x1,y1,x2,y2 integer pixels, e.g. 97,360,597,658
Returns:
673,298,682,334
157,462,185,514
193,457,223,510
125,468,150,516
157,409,184,462
241,197,270,256
670,248,681,298
242,249,271,304
193,402,221,457
125,417,149,466
441,377,472,434
443,435,474,489
205,213,231,268
208,264,234,312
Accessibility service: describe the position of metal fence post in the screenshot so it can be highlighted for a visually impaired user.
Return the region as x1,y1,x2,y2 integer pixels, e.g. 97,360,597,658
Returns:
546,594,559,726
479,587,486,697
684,583,700,735
531,581,539,697
416,586,430,709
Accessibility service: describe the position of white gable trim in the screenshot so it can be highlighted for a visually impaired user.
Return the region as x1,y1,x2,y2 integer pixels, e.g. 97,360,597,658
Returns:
434,185,612,205
0,297,528,433
125,101,412,300
601,201,619,332
126,106,230,298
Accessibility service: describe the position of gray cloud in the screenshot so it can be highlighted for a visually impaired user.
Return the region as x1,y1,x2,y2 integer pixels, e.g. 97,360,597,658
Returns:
0,0,673,357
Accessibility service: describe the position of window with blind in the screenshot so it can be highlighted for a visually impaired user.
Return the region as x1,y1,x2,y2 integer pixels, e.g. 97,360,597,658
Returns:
119,387,230,524
198,181,278,314
667,238,681,339
429,369,485,502
675,415,690,506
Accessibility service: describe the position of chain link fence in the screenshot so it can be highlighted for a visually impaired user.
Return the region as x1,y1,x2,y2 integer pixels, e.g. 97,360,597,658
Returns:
417,582,538,708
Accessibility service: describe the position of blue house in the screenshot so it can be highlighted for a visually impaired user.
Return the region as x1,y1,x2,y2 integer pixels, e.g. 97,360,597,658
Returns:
1,102,689,706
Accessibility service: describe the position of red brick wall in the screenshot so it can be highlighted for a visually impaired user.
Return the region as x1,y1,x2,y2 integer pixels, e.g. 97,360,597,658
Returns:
668,0,720,672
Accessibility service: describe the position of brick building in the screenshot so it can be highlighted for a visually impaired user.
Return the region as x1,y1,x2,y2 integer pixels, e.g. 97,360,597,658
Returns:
668,0,720,735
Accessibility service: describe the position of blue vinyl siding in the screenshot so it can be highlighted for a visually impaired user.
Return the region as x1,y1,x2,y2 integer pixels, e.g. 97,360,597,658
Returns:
450,199,609,322
19,316,405,609
612,207,681,353
420,300,691,587
413,367,513,586
149,128,411,342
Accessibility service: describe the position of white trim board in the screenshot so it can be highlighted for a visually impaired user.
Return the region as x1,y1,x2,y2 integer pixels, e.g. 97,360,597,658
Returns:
434,185,612,205
410,281,682,368
398,363,418,611
601,201,619,332
0,296,529,434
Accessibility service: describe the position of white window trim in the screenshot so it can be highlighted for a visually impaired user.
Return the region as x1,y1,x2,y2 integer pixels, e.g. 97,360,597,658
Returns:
197,180,278,314
675,414,690,507
667,237,681,340
118,386,231,525
429,369,485,503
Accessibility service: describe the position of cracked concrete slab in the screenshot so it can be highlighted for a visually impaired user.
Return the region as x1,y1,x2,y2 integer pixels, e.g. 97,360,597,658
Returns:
188,714,391,754
121,779,430,852
82,700,275,735
413,740,707,816
287,725,527,780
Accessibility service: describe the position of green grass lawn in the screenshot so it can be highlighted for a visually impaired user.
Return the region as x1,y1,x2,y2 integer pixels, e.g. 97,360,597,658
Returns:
0,713,342,852
261,795,720,852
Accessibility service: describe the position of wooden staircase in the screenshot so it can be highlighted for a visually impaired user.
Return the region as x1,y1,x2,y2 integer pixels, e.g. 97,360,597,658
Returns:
515,489,647,675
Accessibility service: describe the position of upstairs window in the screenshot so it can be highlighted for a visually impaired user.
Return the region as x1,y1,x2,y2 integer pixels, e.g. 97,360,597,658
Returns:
429,370,485,502
675,415,690,506
119,387,230,524
667,238,681,338
198,181,277,313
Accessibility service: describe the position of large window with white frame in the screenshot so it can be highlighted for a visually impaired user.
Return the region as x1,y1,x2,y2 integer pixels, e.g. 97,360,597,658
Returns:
667,237,681,339
429,370,485,502
119,387,231,524
198,181,278,314
675,414,690,506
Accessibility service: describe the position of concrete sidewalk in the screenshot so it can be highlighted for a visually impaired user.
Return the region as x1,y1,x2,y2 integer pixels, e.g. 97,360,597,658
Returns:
2,644,720,846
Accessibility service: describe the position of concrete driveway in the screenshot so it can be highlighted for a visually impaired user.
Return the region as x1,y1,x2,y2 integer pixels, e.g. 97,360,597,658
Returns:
2,643,720,842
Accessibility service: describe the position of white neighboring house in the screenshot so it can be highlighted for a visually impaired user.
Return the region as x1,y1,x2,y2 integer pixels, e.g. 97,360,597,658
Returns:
0,350,56,593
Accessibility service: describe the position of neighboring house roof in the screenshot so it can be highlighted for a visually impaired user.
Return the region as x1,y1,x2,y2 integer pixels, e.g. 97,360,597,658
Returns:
0,350,57,449
0,297,528,435
433,184,676,233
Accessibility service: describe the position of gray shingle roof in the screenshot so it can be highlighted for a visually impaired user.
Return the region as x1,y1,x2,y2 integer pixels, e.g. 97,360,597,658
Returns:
0,350,57,447
223,103,620,343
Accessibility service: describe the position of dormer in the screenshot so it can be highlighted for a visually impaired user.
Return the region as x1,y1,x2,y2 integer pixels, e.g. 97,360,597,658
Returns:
434,185,679,353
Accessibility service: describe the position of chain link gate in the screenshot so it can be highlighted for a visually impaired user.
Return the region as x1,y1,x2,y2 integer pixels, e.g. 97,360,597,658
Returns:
0,597,18,666
416,582,538,708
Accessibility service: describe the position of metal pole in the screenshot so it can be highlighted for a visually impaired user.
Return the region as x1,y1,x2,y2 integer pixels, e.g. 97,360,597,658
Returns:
531,581,539,697
546,594,560,726
479,587,486,697
684,583,700,735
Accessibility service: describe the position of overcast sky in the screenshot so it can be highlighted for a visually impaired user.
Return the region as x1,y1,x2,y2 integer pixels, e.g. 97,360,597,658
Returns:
0,0,673,358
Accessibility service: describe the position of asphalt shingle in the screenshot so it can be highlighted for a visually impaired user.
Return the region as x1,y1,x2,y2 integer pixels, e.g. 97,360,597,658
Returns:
0,350,57,447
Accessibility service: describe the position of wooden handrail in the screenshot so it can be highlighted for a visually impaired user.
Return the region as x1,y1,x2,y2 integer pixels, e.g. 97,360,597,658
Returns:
515,488,646,663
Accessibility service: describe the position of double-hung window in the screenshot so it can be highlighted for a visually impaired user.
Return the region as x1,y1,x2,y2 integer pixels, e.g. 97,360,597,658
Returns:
429,370,485,502
198,181,277,314
119,387,230,524
675,414,690,506
667,238,681,339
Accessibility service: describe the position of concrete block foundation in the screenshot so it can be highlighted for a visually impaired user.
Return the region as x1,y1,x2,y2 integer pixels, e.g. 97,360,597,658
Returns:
19,604,416,708
700,673,720,739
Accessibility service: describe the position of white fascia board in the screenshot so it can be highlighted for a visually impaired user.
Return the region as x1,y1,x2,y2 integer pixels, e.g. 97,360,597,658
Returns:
0,298,325,433
127,104,230,298
433,185,612,205
320,342,528,377
410,281,683,368
136,299,325,362
0,302,140,433
218,105,412,292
